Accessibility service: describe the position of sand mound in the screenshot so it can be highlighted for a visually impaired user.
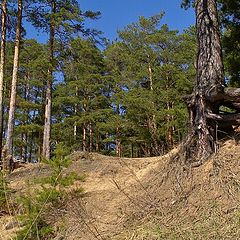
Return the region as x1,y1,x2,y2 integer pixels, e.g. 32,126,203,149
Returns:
1,142,240,239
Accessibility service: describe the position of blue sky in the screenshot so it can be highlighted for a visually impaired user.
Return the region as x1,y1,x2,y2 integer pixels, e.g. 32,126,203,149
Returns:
80,0,195,40
26,0,195,42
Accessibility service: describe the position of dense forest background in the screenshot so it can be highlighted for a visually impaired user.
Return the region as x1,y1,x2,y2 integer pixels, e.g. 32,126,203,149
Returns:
0,0,239,163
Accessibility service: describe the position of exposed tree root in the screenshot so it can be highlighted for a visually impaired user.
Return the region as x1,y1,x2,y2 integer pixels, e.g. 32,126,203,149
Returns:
178,0,240,165
178,87,240,166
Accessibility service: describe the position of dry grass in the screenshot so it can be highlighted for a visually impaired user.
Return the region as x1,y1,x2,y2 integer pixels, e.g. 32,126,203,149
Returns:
114,140,240,239
1,141,240,239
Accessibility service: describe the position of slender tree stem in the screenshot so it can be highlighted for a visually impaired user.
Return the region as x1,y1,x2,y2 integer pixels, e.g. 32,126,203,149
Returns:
4,0,22,170
0,0,7,163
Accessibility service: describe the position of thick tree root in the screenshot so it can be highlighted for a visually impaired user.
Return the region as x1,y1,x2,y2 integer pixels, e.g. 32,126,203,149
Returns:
174,131,216,167
178,87,240,166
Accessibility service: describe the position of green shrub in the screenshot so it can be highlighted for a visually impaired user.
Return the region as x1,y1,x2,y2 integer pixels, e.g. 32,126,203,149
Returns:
0,170,10,213
15,143,84,240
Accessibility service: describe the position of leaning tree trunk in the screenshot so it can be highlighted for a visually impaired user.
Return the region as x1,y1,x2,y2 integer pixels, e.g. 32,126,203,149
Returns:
181,0,240,165
0,0,7,164
4,0,22,171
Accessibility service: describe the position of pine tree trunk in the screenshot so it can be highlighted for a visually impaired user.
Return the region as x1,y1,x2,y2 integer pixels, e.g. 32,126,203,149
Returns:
28,131,33,162
115,105,122,157
42,0,55,160
73,86,78,141
89,123,93,152
83,125,87,152
0,0,7,164
39,85,45,157
116,127,121,157
20,133,23,160
167,101,174,148
148,60,160,155
42,66,52,160
24,75,30,163
96,132,100,152
24,133,28,162
181,0,225,164
148,62,153,91
73,123,77,141
4,0,22,170
131,143,134,158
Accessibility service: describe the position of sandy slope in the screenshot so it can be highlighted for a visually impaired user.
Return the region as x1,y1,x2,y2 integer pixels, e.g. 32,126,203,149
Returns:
64,150,177,239
1,142,240,239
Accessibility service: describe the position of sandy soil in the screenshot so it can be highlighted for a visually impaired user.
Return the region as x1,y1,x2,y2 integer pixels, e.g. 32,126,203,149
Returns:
1,142,240,240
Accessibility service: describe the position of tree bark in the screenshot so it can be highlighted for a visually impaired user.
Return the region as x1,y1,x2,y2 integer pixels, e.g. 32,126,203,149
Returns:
4,0,22,170
116,126,121,157
89,122,93,152
147,60,161,155
167,101,174,148
0,0,7,164
42,0,55,160
180,0,226,164
83,125,87,151
148,61,153,92
73,86,78,141
28,131,33,163
96,132,100,152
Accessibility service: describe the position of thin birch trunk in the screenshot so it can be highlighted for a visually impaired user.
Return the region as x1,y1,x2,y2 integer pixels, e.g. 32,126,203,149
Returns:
4,0,22,170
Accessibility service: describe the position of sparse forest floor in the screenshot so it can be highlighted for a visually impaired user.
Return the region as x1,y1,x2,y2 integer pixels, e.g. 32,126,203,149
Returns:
1,140,240,239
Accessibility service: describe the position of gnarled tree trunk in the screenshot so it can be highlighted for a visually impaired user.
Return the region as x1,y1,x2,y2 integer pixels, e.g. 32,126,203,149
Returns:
181,0,240,165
